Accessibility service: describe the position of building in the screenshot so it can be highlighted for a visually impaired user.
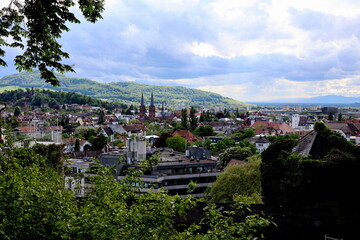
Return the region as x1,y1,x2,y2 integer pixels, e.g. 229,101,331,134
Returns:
255,136,271,153
120,147,220,198
64,158,93,197
126,138,147,163
139,92,156,120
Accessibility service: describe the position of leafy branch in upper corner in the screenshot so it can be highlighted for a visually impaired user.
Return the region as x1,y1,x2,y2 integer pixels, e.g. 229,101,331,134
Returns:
0,0,105,86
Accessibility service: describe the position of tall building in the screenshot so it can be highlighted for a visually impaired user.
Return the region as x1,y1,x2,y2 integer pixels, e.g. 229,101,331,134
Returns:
294,105,302,111
149,92,155,118
139,92,146,119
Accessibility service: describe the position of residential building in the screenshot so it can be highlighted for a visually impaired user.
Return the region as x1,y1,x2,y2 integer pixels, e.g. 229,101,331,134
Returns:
255,136,271,153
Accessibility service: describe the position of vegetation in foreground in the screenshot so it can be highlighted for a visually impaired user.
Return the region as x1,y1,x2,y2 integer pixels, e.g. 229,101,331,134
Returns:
0,143,272,240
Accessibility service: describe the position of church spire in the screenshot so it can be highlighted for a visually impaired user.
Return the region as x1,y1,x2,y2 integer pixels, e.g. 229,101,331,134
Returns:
150,91,154,106
149,91,155,118
139,92,146,119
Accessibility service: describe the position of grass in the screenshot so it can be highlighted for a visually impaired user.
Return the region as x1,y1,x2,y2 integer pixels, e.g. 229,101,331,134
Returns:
0,86,20,93
0,86,55,93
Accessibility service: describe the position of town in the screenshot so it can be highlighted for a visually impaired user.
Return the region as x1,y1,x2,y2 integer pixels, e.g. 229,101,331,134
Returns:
1,88,360,239
1,1,360,239
1,89,359,197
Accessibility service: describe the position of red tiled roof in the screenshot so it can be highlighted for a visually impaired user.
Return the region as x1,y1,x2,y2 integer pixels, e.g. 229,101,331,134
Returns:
17,126,35,132
251,121,294,134
172,130,202,143
62,138,88,146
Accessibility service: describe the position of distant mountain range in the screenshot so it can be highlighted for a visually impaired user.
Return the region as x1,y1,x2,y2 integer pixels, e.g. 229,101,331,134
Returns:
254,95,360,104
0,71,249,108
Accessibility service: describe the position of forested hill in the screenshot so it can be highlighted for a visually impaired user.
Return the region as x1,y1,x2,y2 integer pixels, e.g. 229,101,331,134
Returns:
0,71,248,107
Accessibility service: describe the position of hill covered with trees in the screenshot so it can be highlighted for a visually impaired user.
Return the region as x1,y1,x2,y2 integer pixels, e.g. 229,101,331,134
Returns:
0,88,128,111
0,71,248,108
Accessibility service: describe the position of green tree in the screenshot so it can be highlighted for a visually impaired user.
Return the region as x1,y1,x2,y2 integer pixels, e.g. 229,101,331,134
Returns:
338,112,343,122
98,110,105,124
261,122,360,227
193,125,215,137
0,145,273,239
238,141,257,154
74,126,96,140
0,0,105,86
211,137,235,153
211,155,262,203
219,146,254,167
328,112,334,120
181,108,188,130
89,134,107,151
74,138,80,152
166,135,186,152
189,106,198,131
13,106,21,116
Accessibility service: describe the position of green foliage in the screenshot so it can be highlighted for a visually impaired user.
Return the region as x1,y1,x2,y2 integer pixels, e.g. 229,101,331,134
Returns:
74,138,80,152
113,139,125,148
97,110,105,124
219,146,254,167
145,122,173,136
238,141,257,155
89,134,107,151
199,110,215,122
189,107,198,131
267,133,299,143
261,122,360,225
0,0,104,86
193,125,215,137
211,137,236,154
74,126,97,140
0,145,273,239
0,165,76,239
166,135,186,152
231,128,255,139
211,155,262,203
338,113,343,122
13,106,20,116
203,138,212,150
181,108,188,130
32,143,65,171
328,112,334,120
0,88,126,110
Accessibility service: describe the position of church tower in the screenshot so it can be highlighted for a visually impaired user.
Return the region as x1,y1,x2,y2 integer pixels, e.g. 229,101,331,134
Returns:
139,92,146,119
149,91,156,118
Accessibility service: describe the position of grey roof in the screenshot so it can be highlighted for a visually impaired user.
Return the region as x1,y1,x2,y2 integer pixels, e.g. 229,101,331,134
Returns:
298,116,308,126
108,124,126,133
255,137,270,143
292,130,317,156
103,126,114,136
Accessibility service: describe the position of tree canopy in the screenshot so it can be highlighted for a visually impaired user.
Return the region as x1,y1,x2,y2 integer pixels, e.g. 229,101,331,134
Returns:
0,0,105,86
211,154,263,203
218,146,254,167
166,135,186,152
261,122,360,226
0,143,273,239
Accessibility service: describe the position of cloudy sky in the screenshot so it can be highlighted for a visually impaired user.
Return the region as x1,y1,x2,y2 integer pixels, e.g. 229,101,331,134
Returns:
1,0,360,102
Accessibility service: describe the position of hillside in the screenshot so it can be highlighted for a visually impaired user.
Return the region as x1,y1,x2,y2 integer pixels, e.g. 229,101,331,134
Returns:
0,71,248,108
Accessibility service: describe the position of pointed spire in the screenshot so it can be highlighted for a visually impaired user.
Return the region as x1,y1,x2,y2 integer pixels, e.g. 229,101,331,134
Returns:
141,92,144,106
150,91,154,106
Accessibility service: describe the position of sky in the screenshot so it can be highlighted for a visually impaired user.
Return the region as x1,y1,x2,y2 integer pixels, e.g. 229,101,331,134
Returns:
1,0,360,102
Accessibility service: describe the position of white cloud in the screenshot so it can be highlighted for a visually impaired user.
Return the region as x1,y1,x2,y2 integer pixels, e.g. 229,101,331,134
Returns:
2,0,360,102
197,76,360,102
